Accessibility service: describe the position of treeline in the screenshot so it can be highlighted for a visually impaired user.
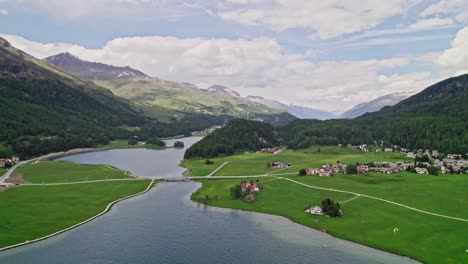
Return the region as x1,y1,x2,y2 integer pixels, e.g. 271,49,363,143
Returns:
184,119,281,158
0,79,228,158
281,74,468,153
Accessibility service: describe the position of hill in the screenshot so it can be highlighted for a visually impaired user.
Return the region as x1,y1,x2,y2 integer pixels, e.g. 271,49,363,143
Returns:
188,74,468,156
284,74,468,153
339,91,414,119
247,95,335,120
184,119,281,158
44,52,148,80
44,53,295,125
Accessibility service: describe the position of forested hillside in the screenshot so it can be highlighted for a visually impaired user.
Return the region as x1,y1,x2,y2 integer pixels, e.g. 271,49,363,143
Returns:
186,74,468,158
184,119,281,158
283,74,468,153
0,37,231,158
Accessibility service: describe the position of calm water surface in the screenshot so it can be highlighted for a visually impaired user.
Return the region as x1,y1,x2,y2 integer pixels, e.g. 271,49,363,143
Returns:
0,137,418,264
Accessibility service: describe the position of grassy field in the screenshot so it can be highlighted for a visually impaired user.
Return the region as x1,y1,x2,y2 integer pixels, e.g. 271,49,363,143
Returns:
16,161,133,184
102,140,167,150
0,180,151,248
186,146,468,264
182,146,414,176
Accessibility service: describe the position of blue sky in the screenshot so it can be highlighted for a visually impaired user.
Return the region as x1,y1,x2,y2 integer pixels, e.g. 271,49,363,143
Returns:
0,0,467,112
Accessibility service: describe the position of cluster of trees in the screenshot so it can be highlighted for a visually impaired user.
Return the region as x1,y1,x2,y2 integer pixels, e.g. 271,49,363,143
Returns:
321,198,342,217
146,138,166,147
174,141,184,148
205,159,214,165
184,119,281,159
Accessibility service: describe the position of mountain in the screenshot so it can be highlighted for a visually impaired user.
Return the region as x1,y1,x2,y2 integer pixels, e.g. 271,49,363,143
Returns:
206,85,241,97
247,95,334,120
193,74,468,156
339,91,415,118
0,37,149,158
184,119,281,159
44,52,148,80
284,74,468,153
45,52,295,126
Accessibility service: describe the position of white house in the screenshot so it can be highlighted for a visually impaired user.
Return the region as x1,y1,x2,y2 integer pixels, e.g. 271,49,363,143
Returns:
305,206,323,215
415,168,428,174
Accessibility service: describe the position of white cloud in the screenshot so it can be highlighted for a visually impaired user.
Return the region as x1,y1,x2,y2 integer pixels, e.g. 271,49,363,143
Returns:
0,33,434,112
436,26,468,75
420,0,468,23
213,0,422,39
0,9,7,15
342,34,452,47
7,0,193,19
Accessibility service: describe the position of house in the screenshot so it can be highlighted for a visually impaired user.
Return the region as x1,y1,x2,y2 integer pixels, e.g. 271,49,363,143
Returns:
384,148,393,152
415,168,428,174
357,165,369,174
305,206,323,215
260,147,280,154
270,162,292,168
241,181,260,192
447,154,463,159
407,152,416,158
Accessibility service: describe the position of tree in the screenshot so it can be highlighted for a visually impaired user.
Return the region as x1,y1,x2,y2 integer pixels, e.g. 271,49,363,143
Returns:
321,198,342,217
428,166,439,176
146,137,166,147
346,164,357,174
299,169,307,176
174,141,184,148
128,139,138,145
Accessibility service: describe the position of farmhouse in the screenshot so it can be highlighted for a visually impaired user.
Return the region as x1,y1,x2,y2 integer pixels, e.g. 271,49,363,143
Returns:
384,148,393,152
357,165,369,174
241,181,260,192
270,162,292,168
260,147,280,154
415,168,428,174
305,206,323,215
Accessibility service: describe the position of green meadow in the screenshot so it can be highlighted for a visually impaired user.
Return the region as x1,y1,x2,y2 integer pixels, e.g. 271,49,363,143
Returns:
182,146,414,176
187,146,468,264
0,180,151,248
17,161,133,183
103,140,167,150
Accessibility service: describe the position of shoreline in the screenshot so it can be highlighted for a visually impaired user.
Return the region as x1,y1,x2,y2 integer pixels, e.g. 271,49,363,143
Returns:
0,179,155,252
189,181,423,264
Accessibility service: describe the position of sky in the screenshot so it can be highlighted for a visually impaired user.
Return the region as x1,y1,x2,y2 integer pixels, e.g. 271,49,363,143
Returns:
0,0,467,113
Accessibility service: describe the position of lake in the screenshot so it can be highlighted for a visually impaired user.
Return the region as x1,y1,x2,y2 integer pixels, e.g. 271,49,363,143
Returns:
0,137,418,264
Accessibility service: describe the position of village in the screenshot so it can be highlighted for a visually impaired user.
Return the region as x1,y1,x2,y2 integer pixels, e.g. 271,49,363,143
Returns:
0,156,20,169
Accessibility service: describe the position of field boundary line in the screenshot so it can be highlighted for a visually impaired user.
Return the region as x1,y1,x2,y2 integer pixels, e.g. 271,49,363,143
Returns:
279,177,468,222
207,161,229,177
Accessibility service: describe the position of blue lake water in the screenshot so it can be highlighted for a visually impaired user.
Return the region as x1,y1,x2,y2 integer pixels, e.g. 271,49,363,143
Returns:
0,137,418,264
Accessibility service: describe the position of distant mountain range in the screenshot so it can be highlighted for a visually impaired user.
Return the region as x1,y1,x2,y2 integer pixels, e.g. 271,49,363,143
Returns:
189,74,468,156
246,95,335,120
339,91,415,118
44,52,295,126
44,52,148,80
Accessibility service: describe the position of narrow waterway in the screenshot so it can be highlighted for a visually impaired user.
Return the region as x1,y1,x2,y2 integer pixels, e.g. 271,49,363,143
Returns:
0,137,418,264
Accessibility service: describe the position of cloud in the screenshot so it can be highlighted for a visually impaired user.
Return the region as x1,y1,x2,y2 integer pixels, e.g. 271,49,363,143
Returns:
0,9,7,15
212,0,421,39
0,33,434,112
342,34,452,47
420,0,468,23
436,26,468,75
7,0,194,19
339,18,457,45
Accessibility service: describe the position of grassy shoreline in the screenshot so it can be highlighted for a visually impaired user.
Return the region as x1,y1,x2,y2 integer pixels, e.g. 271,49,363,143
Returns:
0,161,152,250
185,147,467,264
